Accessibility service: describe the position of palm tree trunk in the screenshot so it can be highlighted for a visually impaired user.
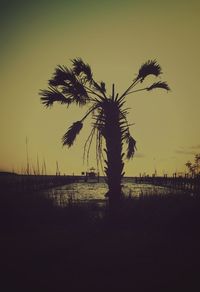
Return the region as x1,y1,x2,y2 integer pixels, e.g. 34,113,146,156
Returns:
104,101,124,211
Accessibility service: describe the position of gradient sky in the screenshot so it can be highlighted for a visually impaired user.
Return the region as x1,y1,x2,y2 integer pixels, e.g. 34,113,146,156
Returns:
1,0,200,176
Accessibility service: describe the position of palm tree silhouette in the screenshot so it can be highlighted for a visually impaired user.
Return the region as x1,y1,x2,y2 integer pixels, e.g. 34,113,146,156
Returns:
40,58,169,210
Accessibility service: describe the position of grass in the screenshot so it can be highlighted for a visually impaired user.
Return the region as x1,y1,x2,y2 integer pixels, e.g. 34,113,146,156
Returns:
1,188,200,291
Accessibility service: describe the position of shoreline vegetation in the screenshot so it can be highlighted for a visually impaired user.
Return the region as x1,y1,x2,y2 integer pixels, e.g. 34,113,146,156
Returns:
1,172,200,194
1,178,200,291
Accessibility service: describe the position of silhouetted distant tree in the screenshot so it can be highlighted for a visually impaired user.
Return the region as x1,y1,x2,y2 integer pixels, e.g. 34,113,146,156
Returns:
186,153,200,177
40,58,170,211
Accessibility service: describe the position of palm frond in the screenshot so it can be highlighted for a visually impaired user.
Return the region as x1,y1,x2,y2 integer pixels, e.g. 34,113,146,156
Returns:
92,108,106,137
137,60,162,82
92,81,107,95
125,133,136,159
62,121,83,147
100,81,106,93
39,87,72,107
61,78,90,106
147,81,170,91
49,66,76,86
72,58,93,83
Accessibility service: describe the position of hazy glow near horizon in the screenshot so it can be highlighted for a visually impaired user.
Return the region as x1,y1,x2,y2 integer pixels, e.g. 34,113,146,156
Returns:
1,0,200,176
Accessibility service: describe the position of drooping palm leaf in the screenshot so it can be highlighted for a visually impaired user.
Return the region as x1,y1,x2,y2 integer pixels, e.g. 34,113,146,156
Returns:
147,81,170,91
40,87,72,107
85,127,96,165
124,132,136,159
62,121,83,147
137,60,162,82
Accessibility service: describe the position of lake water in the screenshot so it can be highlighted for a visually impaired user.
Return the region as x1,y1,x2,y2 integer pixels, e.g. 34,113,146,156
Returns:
44,177,179,207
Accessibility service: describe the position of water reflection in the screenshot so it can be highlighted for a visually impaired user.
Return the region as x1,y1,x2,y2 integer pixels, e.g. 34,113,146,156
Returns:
43,178,181,207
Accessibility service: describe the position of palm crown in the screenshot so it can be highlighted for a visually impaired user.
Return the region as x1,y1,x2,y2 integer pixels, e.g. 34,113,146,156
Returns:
40,58,170,207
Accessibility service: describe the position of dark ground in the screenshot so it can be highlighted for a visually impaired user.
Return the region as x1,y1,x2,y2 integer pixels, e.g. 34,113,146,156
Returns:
0,190,200,292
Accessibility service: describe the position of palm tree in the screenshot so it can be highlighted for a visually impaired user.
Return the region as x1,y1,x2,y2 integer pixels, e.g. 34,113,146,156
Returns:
40,58,170,210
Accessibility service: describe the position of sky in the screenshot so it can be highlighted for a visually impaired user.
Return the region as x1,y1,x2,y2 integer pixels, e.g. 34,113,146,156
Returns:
0,0,200,176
